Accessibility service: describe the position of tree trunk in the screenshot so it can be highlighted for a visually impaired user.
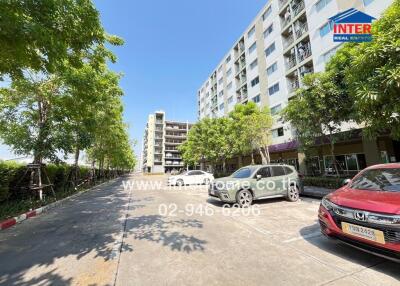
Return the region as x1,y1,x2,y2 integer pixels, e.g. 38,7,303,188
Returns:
251,152,255,165
259,149,267,164
238,156,243,168
222,159,226,174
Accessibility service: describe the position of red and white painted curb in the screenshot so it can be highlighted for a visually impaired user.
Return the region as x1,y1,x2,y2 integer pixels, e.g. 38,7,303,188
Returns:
0,178,120,231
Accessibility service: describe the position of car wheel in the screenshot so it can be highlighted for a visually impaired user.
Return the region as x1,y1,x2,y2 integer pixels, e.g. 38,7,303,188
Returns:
176,179,184,187
287,184,299,202
236,189,253,208
203,178,210,185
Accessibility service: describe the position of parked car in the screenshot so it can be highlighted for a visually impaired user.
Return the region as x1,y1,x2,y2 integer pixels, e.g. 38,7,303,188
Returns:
167,170,214,186
209,164,303,207
319,163,400,262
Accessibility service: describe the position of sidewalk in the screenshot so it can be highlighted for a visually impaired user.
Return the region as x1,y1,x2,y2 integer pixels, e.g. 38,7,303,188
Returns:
302,186,335,198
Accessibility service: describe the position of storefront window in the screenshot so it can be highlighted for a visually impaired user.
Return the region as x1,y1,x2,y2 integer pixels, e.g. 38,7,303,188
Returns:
345,154,358,170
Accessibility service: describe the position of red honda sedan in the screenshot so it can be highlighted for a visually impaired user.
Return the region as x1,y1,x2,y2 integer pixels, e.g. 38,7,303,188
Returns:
319,163,400,262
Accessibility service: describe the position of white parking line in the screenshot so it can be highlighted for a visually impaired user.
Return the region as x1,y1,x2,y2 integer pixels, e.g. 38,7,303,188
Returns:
283,231,322,243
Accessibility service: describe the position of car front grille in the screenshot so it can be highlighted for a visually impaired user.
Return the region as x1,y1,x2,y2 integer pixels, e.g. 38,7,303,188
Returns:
331,215,400,244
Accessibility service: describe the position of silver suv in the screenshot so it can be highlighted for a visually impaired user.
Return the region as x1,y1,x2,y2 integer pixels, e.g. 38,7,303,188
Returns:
209,164,303,207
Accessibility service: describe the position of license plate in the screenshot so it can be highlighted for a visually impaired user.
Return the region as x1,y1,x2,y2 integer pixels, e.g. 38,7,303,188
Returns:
342,222,385,244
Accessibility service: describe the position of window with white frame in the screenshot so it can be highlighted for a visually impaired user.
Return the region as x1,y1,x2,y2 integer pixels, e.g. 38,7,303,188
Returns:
252,94,261,103
267,62,278,75
263,24,273,38
219,103,224,111
228,96,234,104
268,82,280,95
363,0,374,6
248,26,256,38
251,76,259,87
265,42,276,57
227,81,233,90
316,0,332,12
250,59,258,70
320,21,333,37
272,127,284,138
218,78,223,85
219,91,224,97
249,42,257,54
226,55,231,63
270,104,282,115
226,68,232,77
262,6,272,21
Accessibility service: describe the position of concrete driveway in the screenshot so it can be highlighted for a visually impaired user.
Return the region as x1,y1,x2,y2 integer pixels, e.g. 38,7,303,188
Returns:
0,174,398,286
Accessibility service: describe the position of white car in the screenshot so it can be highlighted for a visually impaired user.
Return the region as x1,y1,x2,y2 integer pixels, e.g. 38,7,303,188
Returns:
167,170,214,186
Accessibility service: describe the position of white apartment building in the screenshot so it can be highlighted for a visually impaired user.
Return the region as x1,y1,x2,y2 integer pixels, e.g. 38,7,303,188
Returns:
142,111,193,174
197,0,397,175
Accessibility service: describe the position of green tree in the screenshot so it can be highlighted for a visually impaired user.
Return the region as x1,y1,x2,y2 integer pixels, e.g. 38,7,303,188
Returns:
0,0,123,78
282,72,355,175
326,0,400,139
229,102,273,165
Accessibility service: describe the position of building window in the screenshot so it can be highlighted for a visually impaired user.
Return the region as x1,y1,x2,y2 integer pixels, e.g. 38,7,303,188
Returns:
249,42,257,54
218,78,223,85
248,26,256,38
251,76,260,87
320,21,333,37
226,68,232,77
219,91,224,97
263,24,273,38
272,127,284,138
267,62,278,75
226,55,231,63
250,59,258,70
227,82,232,90
316,0,332,12
252,94,261,103
206,92,209,97
262,6,272,21
270,104,282,115
268,82,280,95
218,65,223,72
323,45,341,62
219,103,224,111
265,42,276,57
228,96,234,104
363,0,374,6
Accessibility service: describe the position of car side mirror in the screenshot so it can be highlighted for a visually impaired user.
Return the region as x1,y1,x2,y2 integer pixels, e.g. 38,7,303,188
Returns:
342,179,351,186
256,175,262,181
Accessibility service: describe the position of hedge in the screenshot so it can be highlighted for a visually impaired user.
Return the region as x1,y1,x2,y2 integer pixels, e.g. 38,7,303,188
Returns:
0,161,127,220
303,176,345,190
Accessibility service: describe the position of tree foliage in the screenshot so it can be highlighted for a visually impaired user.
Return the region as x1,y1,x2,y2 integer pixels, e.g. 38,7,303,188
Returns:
0,1,135,171
326,0,400,139
0,0,123,79
180,102,273,170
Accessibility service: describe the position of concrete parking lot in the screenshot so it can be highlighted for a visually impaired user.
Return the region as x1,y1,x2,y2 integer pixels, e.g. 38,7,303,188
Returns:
0,174,399,286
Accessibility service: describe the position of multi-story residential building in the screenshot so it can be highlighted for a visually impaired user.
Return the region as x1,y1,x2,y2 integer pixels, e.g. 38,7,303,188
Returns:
197,0,398,175
142,111,193,174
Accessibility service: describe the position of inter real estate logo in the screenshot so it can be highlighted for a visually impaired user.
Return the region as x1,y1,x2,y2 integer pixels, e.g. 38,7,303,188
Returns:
329,8,376,42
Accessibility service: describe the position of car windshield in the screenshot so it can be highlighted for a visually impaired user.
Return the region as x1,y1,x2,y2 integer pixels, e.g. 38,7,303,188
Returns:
231,168,252,179
350,168,400,192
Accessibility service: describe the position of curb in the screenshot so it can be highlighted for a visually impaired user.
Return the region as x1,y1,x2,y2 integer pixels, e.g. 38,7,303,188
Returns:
0,177,120,231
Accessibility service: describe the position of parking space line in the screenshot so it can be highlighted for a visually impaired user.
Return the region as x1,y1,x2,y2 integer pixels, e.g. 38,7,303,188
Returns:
283,231,322,243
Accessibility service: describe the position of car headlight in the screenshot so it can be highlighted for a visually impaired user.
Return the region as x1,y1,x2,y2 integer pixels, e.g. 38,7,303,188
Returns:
321,197,337,211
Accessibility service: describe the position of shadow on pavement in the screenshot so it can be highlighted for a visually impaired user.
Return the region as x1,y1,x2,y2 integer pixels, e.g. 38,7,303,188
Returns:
126,215,207,253
0,178,139,286
299,223,400,279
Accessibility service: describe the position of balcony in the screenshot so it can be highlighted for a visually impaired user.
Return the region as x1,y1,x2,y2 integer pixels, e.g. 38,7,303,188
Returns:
279,0,290,9
288,78,300,94
281,9,292,29
285,54,297,71
294,21,308,39
282,34,294,50
297,42,312,63
292,0,305,17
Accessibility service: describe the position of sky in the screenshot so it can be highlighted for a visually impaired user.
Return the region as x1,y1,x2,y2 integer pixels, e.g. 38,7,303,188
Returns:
0,0,268,161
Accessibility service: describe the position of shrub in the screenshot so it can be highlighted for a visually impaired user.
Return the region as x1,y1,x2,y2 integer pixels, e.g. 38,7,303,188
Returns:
303,176,344,190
